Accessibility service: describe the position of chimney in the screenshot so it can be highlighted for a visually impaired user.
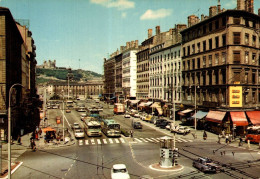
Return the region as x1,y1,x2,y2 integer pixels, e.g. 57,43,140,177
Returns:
156,26,160,35
188,15,199,27
131,41,134,48
201,14,204,21
237,0,245,10
246,0,254,13
148,29,153,38
217,0,221,13
135,40,139,48
126,42,130,49
209,6,217,17
120,46,124,52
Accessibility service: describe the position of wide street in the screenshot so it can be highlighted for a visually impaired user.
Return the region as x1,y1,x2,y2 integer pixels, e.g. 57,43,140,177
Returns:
11,100,260,179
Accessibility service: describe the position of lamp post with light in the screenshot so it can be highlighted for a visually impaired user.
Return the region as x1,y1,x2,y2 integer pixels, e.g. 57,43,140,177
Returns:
8,83,24,179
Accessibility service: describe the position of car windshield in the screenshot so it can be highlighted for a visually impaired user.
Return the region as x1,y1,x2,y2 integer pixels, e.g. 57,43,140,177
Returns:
113,168,127,173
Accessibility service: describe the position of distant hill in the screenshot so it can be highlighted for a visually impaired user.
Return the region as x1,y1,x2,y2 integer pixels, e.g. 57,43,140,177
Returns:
36,68,102,84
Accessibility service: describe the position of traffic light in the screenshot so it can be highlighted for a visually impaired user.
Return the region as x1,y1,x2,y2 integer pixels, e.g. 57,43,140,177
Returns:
160,149,165,158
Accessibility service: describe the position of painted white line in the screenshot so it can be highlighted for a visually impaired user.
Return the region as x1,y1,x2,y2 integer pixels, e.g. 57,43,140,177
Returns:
119,138,125,143
134,138,142,142
115,139,120,143
146,138,154,142
109,139,113,144
97,139,101,144
103,139,107,144
178,138,188,142
91,139,95,144
79,140,83,146
151,138,159,142
85,140,89,145
188,140,193,142
140,138,148,142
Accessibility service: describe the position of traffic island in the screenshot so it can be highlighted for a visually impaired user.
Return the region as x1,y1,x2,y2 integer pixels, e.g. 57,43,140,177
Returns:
149,163,183,172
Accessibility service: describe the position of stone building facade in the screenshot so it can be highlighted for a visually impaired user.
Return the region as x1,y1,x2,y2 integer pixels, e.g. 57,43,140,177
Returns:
180,2,260,111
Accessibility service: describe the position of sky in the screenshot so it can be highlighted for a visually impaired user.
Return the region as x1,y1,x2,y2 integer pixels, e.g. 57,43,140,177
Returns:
1,0,259,74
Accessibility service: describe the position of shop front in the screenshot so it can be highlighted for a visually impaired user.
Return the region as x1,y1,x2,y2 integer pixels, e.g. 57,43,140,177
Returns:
205,111,226,134
178,109,193,125
229,112,248,136
246,111,260,126
151,102,163,116
189,111,208,129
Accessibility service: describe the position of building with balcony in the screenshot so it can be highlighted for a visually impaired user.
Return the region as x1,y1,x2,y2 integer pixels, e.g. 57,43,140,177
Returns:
104,54,116,100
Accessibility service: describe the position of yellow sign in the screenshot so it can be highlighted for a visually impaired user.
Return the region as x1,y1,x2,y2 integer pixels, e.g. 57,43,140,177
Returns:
229,86,242,107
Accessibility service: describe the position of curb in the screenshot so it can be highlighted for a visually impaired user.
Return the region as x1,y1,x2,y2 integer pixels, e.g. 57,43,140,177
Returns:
1,162,23,179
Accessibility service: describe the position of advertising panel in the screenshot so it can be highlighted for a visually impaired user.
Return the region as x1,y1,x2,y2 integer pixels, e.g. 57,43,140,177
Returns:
229,86,242,107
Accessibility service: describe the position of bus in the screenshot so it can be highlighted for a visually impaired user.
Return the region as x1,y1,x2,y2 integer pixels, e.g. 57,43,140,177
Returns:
84,118,102,137
100,119,121,137
246,126,260,143
114,103,125,114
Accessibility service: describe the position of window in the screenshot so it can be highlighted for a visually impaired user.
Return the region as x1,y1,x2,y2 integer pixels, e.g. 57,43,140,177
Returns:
192,44,195,54
197,42,200,53
252,72,256,84
215,53,219,65
209,55,212,66
203,56,206,67
245,33,249,45
252,53,256,64
174,52,177,58
203,41,206,51
233,32,240,44
192,59,195,69
197,58,200,69
178,50,180,57
233,51,241,64
183,48,186,57
203,25,206,34
252,35,256,46
215,20,219,29
222,52,226,64
222,34,226,46
245,51,249,63
215,36,219,48
234,71,240,83
188,46,190,55
209,39,212,50
244,72,248,83
209,23,212,31
233,17,240,25
222,17,226,26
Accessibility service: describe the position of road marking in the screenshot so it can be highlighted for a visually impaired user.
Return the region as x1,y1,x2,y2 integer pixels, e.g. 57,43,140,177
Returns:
151,138,159,142
85,140,89,145
103,139,107,144
188,140,193,142
178,138,187,142
140,138,148,142
91,139,95,145
109,139,113,144
79,140,83,145
119,138,125,143
115,139,120,143
134,138,142,142
97,139,101,144
146,138,154,142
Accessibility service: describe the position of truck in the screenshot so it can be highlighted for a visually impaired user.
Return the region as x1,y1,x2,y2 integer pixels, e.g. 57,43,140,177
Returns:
114,103,125,114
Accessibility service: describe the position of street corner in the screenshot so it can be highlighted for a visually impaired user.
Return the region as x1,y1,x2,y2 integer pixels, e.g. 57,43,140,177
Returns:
0,161,23,179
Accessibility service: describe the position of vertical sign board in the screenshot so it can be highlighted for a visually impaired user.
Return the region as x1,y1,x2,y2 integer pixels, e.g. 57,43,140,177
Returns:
229,86,242,107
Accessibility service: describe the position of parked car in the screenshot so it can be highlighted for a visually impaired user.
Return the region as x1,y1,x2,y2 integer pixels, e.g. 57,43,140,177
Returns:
52,105,59,109
132,121,143,129
74,128,85,138
173,126,191,134
155,119,167,127
73,122,80,129
111,164,130,179
139,114,147,121
150,116,159,124
133,113,140,118
66,109,71,113
124,113,131,118
193,157,220,173
166,122,173,130
144,115,152,122
159,121,171,129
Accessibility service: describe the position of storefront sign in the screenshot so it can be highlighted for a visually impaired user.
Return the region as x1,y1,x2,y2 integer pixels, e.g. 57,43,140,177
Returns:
229,86,242,107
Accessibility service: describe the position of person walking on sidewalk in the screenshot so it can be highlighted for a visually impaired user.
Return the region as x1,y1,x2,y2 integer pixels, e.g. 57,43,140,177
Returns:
17,135,21,145
203,131,207,140
218,134,221,144
130,130,134,141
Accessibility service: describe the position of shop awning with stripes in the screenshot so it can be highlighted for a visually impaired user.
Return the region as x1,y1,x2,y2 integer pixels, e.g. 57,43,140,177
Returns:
130,100,140,104
144,101,153,106
138,102,146,107
205,111,226,123
191,111,208,120
246,111,260,125
230,112,248,126
151,102,161,108
178,109,193,116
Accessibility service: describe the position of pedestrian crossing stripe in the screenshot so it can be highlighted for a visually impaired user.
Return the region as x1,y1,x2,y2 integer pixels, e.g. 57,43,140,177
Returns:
78,137,192,146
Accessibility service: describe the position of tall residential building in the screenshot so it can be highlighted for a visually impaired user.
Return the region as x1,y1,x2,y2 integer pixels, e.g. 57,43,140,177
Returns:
180,2,260,111
115,52,123,101
104,55,116,100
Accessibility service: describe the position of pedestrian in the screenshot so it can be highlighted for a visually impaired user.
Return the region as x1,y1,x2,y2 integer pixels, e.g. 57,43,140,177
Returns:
203,131,207,140
225,135,229,144
17,135,21,145
218,134,221,144
239,137,243,146
35,130,39,140
130,130,133,139
232,151,235,156
39,128,42,136
223,151,225,155
220,152,223,156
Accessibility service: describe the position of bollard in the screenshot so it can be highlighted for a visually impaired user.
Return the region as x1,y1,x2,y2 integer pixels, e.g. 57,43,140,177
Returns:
247,140,250,148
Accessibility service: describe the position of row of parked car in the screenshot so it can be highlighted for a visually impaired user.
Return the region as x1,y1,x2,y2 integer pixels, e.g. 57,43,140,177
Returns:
125,111,191,135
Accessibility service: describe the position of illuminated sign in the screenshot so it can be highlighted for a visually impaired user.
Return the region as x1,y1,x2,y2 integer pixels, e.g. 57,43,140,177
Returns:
229,86,242,107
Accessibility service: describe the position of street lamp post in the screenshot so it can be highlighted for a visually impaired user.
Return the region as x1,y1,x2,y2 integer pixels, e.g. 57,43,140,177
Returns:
62,90,65,144
8,83,24,179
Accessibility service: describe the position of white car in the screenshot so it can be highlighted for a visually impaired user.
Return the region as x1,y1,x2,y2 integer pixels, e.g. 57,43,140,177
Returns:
124,114,131,118
74,129,85,138
133,113,140,118
52,105,58,109
73,122,80,129
111,164,130,179
172,126,191,134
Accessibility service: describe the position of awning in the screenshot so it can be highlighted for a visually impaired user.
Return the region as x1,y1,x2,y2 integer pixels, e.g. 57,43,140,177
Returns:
43,127,56,133
191,111,208,120
138,102,146,107
156,107,163,115
178,109,193,116
246,111,260,125
124,99,129,102
144,101,153,106
151,102,161,108
205,111,226,123
230,112,248,126
130,100,140,104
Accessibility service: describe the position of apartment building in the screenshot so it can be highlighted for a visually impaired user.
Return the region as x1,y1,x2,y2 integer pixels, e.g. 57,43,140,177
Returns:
104,55,116,100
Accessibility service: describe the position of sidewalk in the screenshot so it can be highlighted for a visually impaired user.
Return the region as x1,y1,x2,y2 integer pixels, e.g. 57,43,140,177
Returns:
0,128,75,178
